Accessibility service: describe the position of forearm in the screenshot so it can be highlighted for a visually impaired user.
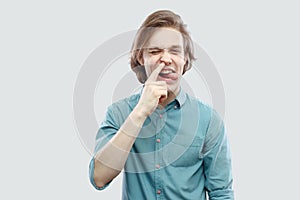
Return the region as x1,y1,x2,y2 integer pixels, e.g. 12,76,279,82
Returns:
93,108,147,188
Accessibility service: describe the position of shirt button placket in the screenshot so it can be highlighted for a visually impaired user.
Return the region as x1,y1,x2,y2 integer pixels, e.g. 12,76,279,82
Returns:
155,134,162,199
155,109,165,199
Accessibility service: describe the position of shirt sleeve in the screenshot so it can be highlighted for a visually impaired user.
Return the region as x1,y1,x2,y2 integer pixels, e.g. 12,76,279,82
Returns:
201,109,234,200
89,105,120,190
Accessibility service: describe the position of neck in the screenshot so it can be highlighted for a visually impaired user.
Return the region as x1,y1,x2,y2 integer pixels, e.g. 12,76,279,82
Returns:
159,89,178,107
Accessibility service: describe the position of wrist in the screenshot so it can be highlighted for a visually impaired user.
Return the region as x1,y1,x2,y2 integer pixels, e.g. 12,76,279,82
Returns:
119,109,147,138
132,104,149,119
131,107,148,125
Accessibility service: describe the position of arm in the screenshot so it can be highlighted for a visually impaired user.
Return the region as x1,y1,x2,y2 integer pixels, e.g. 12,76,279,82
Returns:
202,110,234,200
93,108,146,188
92,64,167,189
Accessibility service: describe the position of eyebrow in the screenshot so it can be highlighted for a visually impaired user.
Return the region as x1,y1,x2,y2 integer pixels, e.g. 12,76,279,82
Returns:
147,45,183,50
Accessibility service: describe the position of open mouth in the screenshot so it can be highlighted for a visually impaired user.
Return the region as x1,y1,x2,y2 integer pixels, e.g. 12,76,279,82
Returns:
159,69,176,78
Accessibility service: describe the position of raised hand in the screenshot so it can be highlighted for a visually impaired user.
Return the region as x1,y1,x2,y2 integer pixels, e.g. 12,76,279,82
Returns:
135,63,167,116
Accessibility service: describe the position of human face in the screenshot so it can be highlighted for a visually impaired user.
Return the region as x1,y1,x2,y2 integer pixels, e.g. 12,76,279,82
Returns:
140,28,186,95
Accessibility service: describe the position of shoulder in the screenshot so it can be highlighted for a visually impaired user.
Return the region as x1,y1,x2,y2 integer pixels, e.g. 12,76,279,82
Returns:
106,93,140,120
184,93,223,125
109,93,140,110
184,93,214,115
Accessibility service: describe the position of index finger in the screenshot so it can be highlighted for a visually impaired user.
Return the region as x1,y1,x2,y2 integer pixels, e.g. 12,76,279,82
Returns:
146,63,165,82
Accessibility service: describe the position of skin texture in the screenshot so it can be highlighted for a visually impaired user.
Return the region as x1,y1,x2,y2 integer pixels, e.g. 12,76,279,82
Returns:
139,28,187,106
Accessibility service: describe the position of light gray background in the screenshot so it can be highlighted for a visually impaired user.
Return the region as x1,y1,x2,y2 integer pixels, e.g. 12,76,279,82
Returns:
1,0,299,199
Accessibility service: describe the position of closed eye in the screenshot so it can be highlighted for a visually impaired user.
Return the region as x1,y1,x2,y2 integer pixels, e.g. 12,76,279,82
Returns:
146,47,183,55
169,48,182,54
148,48,162,55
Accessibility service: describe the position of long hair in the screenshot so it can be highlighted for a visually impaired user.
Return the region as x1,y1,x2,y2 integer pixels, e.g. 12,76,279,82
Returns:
130,10,196,83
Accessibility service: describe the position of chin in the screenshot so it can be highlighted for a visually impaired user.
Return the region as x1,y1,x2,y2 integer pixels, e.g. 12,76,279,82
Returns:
167,84,180,95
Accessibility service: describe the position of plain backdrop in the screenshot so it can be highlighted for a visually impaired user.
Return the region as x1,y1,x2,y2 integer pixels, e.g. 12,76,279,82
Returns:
1,0,299,199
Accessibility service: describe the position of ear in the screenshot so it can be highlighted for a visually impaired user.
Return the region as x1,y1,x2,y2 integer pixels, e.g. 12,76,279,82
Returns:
182,57,188,75
137,54,144,65
183,57,188,68
184,57,187,65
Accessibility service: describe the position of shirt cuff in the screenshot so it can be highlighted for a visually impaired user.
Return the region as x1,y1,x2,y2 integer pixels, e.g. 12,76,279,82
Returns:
208,188,234,200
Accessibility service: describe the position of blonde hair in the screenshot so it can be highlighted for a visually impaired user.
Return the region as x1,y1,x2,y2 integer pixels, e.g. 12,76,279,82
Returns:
130,10,195,83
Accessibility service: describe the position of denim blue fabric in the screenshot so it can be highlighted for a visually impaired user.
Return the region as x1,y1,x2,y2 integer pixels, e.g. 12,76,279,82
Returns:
89,89,234,200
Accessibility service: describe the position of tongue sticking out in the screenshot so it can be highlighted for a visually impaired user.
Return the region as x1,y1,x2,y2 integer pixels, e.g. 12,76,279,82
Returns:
159,72,179,80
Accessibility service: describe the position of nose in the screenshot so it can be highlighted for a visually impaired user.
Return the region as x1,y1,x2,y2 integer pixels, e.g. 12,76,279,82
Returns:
160,50,172,65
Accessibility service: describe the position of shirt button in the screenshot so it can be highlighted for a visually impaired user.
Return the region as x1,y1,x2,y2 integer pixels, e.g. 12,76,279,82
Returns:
174,105,177,109
155,164,160,169
157,190,161,194
159,114,163,119
156,138,161,143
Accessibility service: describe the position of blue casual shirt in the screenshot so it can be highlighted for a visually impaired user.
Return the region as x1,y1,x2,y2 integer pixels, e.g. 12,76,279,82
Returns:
89,89,234,200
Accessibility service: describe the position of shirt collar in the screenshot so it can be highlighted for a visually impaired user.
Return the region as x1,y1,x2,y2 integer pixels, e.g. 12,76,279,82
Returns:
175,87,187,108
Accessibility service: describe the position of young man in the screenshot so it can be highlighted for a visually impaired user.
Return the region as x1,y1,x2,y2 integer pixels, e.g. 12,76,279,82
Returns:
89,10,234,199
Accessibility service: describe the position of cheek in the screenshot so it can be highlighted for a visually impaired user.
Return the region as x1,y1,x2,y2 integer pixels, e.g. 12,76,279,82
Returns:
145,55,159,64
176,58,186,74
144,56,159,75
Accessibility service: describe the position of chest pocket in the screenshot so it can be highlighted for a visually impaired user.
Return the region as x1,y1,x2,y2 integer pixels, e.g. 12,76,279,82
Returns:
163,136,203,167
